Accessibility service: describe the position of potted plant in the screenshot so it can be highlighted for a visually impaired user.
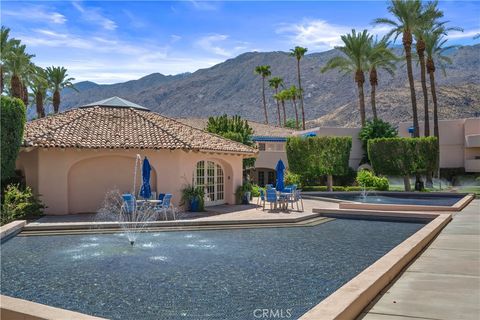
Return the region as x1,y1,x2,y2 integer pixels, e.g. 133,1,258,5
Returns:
236,182,253,204
180,185,205,212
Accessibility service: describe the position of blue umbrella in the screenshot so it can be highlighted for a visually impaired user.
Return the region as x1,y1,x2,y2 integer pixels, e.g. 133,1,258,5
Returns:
139,156,152,199
275,159,285,191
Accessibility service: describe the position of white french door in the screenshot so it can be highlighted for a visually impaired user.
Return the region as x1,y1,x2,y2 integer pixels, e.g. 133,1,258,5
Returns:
195,161,225,206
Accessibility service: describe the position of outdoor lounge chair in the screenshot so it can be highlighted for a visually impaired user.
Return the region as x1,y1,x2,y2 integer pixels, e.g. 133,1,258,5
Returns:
257,189,266,210
156,193,175,220
286,189,303,212
122,193,136,214
265,188,280,211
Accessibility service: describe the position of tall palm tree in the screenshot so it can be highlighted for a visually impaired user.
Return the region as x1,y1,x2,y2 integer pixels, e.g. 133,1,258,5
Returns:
287,86,300,129
0,26,20,94
254,65,271,124
46,66,76,113
365,37,397,119
374,0,440,137
275,89,289,127
413,2,444,137
321,29,371,126
290,46,308,129
425,29,458,146
3,43,34,100
29,66,49,118
269,76,284,126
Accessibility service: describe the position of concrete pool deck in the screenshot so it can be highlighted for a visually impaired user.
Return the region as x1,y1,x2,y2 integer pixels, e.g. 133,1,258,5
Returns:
359,199,480,320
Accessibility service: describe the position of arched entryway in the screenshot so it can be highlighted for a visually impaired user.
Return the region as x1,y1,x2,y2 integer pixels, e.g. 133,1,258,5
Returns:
194,160,225,206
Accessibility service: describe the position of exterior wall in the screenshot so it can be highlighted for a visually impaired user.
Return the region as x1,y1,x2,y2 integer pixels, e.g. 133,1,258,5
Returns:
398,118,480,172
16,148,244,215
254,142,288,170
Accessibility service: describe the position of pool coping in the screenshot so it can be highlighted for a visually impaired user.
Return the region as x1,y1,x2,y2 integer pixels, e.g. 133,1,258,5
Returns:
0,220,26,242
299,208,452,320
303,191,474,212
0,294,107,320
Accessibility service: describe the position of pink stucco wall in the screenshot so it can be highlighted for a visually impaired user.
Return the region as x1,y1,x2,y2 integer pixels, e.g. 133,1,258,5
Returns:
398,118,480,172
16,148,244,215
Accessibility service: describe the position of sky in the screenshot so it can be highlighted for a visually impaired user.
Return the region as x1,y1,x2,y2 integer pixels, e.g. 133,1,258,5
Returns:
2,0,479,84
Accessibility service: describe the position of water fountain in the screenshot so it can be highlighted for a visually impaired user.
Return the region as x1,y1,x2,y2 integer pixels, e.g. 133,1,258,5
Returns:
360,184,369,202
95,154,158,246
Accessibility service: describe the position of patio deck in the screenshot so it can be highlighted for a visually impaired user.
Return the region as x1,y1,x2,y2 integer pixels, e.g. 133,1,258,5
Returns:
359,199,480,320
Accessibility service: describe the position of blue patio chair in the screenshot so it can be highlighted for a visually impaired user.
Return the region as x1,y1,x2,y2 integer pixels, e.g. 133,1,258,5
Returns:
286,188,304,212
158,193,165,203
156,193,174,220
257,189,266,210
265,188,279,211
265,184,273,189
122,193,136,214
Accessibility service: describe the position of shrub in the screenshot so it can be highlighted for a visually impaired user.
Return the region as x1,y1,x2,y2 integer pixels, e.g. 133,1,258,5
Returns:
302,185,378,192
286,136,352,191
285,118,300,129
284,170,301,186
1,184,44,225
359,119,398,163
368,137,438,191
1,96,26,183
251,184,262,197
180,184,205,212
356,170,389,191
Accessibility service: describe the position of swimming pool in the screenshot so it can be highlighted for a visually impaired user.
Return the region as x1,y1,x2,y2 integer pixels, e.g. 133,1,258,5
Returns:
1,219,425,319
305,192,466,206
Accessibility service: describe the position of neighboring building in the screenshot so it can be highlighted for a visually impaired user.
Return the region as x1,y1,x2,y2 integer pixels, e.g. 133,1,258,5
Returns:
398,118,480,172
17,97,257,215
177,118,363,186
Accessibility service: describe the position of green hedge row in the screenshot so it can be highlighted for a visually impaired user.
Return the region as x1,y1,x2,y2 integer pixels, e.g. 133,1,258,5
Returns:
1,96,26,183
302,186,378,192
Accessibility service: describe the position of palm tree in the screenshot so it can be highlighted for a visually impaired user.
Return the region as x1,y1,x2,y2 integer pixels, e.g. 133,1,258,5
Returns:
290,46,308,129
46,66,77,113
287,86,300,128
29,67,49,118
365,37,397,119
3,42,34,100
254,65,271,124
321,29,371,126
269,76,284,126
274,89,288,127
413,2,444,136
0,26,20,94
425,29,458,146
374,0,440,137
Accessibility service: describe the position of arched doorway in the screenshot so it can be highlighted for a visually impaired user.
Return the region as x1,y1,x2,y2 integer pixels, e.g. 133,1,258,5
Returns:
194,160,225,206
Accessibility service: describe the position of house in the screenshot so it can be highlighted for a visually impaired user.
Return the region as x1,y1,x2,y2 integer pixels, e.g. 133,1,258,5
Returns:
17,97,257,215
398,118,480,173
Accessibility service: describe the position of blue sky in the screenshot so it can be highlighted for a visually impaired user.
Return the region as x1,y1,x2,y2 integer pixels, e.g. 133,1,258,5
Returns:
2,1,479,84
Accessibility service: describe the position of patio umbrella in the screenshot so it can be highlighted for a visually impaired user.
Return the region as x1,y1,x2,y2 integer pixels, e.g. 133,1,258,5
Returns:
275,159,285,191
139,156,152,199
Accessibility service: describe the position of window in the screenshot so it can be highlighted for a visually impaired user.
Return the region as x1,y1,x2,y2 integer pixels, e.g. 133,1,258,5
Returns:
258,171,265,187
195,161,224,205
258,143,266,151
267,171,275,185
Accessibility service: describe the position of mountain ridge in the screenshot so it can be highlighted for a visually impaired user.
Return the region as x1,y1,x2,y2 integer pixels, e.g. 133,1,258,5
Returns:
61,44,480,127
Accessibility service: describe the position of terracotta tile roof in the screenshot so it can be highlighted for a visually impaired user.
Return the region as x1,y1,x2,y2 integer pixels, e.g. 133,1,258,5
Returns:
23,107,257,155
176,118,297,138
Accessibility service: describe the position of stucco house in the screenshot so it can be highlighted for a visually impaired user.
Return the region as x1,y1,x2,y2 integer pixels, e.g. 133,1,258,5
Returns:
17,97,257,215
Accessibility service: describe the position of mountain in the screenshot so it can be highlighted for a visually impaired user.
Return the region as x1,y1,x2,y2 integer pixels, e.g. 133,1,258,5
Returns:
61,45,480,127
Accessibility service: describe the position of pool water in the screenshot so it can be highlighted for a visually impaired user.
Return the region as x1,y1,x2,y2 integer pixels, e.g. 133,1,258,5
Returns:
1,219,424,320
310,192,464,206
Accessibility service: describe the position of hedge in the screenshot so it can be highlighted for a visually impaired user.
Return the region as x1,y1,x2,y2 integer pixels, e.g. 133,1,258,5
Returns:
1,96,26,183
368,137,438,190
302,186,378,192
286,136,352,191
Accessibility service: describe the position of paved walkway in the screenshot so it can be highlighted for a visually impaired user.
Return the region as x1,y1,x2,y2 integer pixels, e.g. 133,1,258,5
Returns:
359,199,480,320
28,198,338,225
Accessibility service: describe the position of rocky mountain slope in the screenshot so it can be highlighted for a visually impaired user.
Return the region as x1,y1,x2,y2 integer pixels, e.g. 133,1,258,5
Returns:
62,44,480,127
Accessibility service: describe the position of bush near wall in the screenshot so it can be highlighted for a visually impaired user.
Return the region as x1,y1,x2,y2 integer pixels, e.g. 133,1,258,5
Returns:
358,119,398,163
286,136,352,191
302,186,378,192
1,184,44,225
1,96,26,183
356,170,389,191
368,137,438,191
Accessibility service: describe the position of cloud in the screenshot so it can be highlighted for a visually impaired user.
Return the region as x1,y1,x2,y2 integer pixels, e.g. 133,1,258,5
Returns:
170,35,182,43
72,1,117,31
277,19,393,50
2,6,66,24
195,34,232,56
448,29,480,40
187,0,220,11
